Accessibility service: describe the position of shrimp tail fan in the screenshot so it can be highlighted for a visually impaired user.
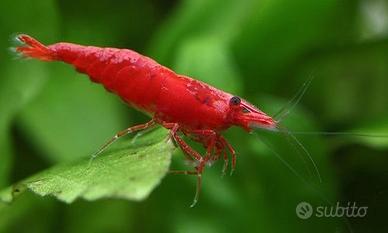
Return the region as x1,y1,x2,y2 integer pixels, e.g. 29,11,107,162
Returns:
13,34,56,61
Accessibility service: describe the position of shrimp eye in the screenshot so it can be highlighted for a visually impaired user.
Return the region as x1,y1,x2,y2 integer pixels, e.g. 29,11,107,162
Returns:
229,96,241,106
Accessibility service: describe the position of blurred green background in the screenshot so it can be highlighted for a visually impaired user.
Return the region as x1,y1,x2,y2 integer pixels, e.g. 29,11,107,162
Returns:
1,0,388,232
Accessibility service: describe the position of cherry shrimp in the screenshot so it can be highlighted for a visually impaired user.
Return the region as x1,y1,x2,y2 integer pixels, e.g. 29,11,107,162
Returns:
13,34,387,207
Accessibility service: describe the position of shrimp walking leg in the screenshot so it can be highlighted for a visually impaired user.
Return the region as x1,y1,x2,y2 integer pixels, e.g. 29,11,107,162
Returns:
90,119,156,162
189,131,232,176
164,123,203,161
188,129,218,207
213,143,229,176
167,124,203,207
219,136,236,175
163,124,217,207
189,129,217,171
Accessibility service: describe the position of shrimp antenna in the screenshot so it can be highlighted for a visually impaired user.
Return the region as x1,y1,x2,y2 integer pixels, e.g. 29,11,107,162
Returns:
273,75,314,123
253,131,353,233
272,76,388,138
256,124,322,183
253,132,307,181
282,131,388,138
278,124,322,183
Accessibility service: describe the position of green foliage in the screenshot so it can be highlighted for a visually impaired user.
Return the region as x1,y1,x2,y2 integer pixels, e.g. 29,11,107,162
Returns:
17,66,129,163
0,128,174,203
350,117,388,149
0,0,59,187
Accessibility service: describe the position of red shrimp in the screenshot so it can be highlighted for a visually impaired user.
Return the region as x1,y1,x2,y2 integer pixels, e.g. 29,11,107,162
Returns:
14,34,276,206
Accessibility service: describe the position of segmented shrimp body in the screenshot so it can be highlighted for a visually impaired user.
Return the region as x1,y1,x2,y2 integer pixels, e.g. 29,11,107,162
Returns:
47,42,241,131
15,34,276,206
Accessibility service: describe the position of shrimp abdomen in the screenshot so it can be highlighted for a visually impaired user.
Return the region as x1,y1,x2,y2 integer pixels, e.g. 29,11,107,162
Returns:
14,34,170,114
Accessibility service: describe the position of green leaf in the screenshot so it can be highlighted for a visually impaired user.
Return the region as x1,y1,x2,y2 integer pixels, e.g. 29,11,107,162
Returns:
0,128,174,204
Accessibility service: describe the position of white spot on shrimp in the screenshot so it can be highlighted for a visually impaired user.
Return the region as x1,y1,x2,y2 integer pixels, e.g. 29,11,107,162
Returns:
109,50,140,64
99,49,115,62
